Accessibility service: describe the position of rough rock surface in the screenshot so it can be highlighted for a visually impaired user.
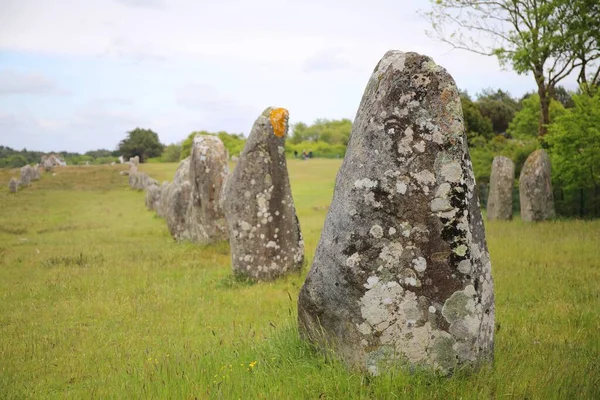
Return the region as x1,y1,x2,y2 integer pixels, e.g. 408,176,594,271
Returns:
222,107,304,281
32,164,41,181
487,156,514,220
20,165,33,186
297,51,494,376
164,158,193,241
186,135,229,243
129,172,147,190
8,177,19,193
145,183,162,211
130,156,140,167
156,181,171,218
41,154,65,171
519,149,555,222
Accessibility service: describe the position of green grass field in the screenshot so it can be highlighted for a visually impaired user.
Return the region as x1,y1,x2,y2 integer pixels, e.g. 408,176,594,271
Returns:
1,160,599,399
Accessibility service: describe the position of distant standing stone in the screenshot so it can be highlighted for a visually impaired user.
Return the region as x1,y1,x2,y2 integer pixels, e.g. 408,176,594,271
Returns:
297,51,494,376
164,157,192,241
145,183,161,211
187,135,229,243
20,165,33,186
487,156,515,220
156,181,171,218
8,177,19,193
222,107,304,281
519,149,555,222
32,164,41,181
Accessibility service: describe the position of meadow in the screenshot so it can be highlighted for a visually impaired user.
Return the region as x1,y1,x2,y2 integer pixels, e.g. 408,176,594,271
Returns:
0,159,598,399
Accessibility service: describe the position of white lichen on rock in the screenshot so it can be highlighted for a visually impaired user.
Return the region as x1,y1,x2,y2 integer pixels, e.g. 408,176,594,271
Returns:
222,107,304,281
298,50,495,376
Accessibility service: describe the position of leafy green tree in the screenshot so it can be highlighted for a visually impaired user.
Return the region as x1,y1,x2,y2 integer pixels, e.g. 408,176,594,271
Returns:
117,128,164,163
546,89,600,191
460,91,494,144
85,149,113,158
290,122,308,144
8,154,28,168
507,94,566,140
474,89,518,134
552,86,576,108
289,119,352,145
162,144,182,162
424,0,600,136
180,131,246,160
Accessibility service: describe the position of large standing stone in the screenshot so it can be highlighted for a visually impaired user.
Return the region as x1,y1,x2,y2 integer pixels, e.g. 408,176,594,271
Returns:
187,135,229,243
519,149,555,222
41,154,65,171
8,177,19,193
156,181,171,218
487,156,515,220
32,164,41,180
297,51,494,375
164,158,193,241
145,183,162,211
19,165,33,186
130,156,140,168
222,107,304,281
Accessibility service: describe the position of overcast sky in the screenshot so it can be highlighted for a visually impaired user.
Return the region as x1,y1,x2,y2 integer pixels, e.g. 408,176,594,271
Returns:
0,0,579,153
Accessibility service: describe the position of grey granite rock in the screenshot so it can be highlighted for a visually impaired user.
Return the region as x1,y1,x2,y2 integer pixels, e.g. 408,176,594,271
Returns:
487,156,515,220
298,51,494,376
186,135,229,243
519,149,555,222
8,177,19,193
222,107,304,281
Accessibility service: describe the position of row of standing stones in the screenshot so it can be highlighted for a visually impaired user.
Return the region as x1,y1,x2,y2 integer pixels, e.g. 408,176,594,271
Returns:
7,154,66,193
8,164,42,193
128,108,305,281
486,150,554,222
124,50,554,376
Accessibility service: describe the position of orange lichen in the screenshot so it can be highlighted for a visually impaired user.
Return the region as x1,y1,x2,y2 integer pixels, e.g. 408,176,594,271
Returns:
269,108,289,138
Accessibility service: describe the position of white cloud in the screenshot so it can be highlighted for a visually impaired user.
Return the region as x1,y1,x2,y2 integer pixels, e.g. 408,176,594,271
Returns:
114,0,167,9
0,0,580,153
303,48,353,73
0,70,65,95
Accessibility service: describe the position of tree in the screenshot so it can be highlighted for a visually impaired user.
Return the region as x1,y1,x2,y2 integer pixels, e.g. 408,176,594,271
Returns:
289,119,352,145
507,94,565,139
180,131,246,160
475,89,519,134
552,86,575,108
459,91,494,144
117,128,164,163
424,0,599,136
162,144,182,162
546,89,600,191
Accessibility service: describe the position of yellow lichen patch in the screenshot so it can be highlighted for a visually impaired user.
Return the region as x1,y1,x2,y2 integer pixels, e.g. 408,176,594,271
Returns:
269,108,289,138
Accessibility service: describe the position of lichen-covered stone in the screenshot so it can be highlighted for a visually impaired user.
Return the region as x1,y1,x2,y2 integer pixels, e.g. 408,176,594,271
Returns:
32,164,41,181
164,158,192,241
156,181,171,218
19,165,33,186
129,171,149,190
130,156,140,167
297,51,494,376
187,135,229,243
519,149,555,222
41,154,65,171
222,107,304,281
145,183,162,211
8,177,19,193
487,156,514,220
